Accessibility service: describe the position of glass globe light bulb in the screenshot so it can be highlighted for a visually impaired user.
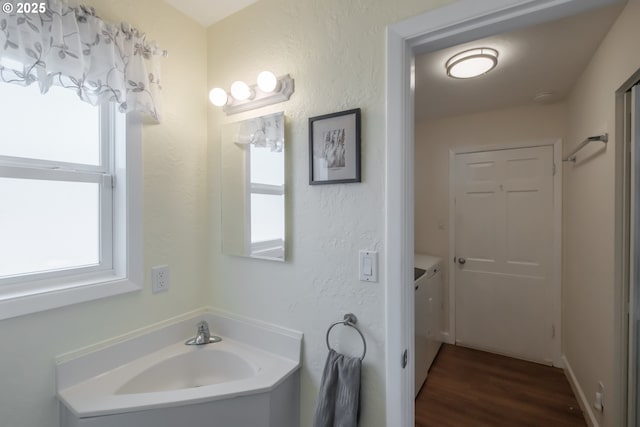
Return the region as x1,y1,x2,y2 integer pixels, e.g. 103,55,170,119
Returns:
230,81,253,101
257,71,279,93
209,88,228,106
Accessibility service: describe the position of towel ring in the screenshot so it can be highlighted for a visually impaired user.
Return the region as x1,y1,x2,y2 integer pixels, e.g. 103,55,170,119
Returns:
325,313,367,361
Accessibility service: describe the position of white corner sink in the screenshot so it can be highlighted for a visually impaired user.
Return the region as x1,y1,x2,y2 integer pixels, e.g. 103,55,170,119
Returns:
57,310,303,427
116,346,259,394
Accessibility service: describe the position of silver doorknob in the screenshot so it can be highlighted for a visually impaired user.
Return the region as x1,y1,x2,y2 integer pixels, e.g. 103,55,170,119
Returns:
458,257,466,265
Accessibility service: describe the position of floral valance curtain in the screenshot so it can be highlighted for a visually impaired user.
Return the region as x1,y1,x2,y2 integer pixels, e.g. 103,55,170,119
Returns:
0,0,165,121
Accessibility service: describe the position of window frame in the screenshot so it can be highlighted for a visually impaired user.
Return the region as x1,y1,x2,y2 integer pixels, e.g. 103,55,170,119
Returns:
0,101,142,320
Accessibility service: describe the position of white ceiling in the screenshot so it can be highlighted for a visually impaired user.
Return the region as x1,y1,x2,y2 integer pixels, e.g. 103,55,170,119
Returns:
415,4,625,121
163,0,260,27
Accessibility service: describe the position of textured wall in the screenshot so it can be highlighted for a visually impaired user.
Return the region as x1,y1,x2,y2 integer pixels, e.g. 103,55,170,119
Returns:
206,1,451,426
414,102,568,333
563,1,640,426
0,2,208,426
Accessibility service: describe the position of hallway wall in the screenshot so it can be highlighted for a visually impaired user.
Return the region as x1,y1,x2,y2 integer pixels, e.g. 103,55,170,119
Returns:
563,0,640,425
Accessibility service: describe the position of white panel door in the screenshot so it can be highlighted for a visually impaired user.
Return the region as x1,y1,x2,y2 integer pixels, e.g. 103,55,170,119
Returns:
454,146,554,363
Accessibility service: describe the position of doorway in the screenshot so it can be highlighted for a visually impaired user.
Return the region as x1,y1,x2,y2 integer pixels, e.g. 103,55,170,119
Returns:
384,0,631,426
627,81,640,427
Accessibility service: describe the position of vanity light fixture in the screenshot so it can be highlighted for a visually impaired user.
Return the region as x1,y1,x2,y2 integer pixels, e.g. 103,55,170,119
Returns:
210,71,295,115
445,47,498,79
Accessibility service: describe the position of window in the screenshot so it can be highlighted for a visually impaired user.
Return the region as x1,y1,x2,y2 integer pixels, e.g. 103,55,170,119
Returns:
248,143,284,258
0,83,142,319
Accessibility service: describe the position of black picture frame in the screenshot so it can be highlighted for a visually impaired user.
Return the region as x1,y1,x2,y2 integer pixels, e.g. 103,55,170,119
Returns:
308,108,361,185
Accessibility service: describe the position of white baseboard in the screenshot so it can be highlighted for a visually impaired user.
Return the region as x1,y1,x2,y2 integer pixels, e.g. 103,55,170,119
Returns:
562,355,599,427
441,331,454,344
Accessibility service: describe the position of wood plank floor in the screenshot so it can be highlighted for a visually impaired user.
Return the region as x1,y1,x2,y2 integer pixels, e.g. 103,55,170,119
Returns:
415,344,586,427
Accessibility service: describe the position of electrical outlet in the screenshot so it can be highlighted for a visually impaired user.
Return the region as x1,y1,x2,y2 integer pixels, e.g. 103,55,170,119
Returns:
151,265,169,293
593,381,604,412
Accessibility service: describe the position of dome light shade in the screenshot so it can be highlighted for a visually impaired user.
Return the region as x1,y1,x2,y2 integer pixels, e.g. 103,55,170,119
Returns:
257,71,279,93
230,81,253,101
446,48,498,79
209,88,228,106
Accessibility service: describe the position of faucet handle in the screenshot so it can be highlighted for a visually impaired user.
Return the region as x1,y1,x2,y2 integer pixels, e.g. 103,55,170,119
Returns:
197,320,210,342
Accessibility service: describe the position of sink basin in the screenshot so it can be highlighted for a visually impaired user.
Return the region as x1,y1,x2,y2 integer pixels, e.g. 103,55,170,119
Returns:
117,348,259,394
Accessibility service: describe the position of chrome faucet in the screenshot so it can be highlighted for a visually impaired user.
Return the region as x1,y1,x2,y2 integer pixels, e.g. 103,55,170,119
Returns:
185,320,222,345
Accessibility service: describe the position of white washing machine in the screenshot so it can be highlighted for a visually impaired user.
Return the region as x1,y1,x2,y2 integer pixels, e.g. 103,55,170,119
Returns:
414,253,443,396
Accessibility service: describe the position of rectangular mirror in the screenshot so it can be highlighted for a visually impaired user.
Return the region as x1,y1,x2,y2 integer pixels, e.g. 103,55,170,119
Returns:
221,112,285,261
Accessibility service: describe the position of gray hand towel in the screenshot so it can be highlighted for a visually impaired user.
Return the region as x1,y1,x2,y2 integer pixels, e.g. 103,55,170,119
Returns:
312,349,362,427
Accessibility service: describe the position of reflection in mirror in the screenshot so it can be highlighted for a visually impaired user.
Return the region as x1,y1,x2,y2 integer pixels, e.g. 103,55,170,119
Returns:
221,112,285,261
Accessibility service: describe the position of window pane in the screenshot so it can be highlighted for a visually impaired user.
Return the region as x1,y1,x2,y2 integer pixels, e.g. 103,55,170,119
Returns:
0,178,100,278
250,194,284,243
250,145,284,186
0,83,100,165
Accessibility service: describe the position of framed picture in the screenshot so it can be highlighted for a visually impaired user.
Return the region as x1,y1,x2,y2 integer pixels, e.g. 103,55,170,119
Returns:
308,108,361,185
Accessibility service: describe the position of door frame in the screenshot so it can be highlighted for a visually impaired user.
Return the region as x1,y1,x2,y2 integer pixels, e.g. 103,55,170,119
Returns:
384,0,625,426
447,140,563,366
618,72,640,427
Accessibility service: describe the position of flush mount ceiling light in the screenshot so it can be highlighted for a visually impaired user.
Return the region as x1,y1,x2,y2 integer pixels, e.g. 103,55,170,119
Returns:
445,47,498,79
210,71,295,115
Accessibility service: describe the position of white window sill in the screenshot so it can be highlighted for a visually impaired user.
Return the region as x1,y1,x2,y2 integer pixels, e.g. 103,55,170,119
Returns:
0,272,141,321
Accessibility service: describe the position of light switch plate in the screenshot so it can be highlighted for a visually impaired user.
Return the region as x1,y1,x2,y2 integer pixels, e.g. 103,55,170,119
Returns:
359,250,378,282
